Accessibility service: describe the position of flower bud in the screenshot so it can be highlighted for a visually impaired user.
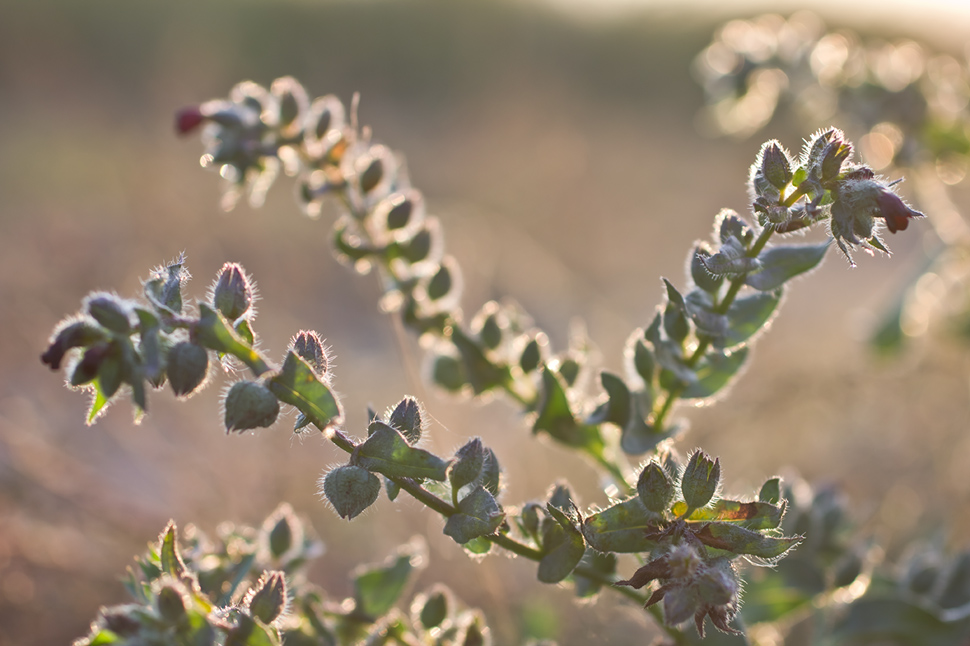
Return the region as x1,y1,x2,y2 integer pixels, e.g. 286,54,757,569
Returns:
449,437,485,492
166,342,209,397
86,294,132,334
759,141,792,189
291,330,328,376
637,462,675,513
821,139,852,182
246,571,287,624
388,396,423,445
321,464,381,520
681,450,720,511
212,262,254,322
224,380,279,432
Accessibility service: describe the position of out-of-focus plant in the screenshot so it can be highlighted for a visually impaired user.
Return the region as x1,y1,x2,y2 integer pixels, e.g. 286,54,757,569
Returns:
694,11,970,353
42,71,966,645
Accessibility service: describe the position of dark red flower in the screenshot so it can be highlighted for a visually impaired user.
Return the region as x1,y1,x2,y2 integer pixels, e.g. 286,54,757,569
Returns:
175,106,205,135
875,188,923,233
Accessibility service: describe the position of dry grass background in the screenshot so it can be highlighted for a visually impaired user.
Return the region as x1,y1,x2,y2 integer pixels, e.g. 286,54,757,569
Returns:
2,1,970,644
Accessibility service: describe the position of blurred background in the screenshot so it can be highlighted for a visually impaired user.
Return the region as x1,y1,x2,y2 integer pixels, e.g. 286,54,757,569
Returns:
3,0,970,643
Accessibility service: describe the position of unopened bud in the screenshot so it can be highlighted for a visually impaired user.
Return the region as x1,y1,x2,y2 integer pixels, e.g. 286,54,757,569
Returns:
167,342,209,397
224,380,279,432
681,450,720,511
821,140,852,182
321,464,381,520
760,142,792,189
388,396,422,444
86,294,132,334
637,462,675,513
291,330,328,376
246,571,288,624
449,437,485,491
212,263,254,322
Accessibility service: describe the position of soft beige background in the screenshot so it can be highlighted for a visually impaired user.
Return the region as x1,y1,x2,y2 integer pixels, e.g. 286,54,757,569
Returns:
2,1,969,644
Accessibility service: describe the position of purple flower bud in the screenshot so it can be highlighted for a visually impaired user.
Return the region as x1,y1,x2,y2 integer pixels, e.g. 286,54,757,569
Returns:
175,106,205,135
875,187,923,233
212,262,254,322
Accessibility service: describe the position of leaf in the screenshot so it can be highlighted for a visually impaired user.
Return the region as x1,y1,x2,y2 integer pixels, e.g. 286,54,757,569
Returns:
538,504,586,583
581,497,664,553
451,327,510,395
357,421,450,481
830,597,970,646
533,367,604,457
745,242,830,291
694,522,801,560
573,549,617,599
159,522,186,577
679,499,785,530
619,394,676,456
267,351,342,430
194,304,265,374
714,289,782,350
443,486,505,544
586,371,630,427
681,348,749,399
353,540,425,619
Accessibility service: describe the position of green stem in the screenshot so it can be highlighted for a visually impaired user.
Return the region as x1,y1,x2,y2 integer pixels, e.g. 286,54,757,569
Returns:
652,222,776,432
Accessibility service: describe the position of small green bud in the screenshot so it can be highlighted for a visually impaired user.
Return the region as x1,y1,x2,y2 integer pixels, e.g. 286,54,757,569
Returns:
479,313,503,350
321,464,381,520
86,294,132,334
388,396,422,444
166,342,209,397
681,450,720,511
223,380,280,432
637,462,675,514
759,141,792,190
212,262,254,322
449,437,485,492
821,139,852,183
156,584,187,624
246,571,287,624
291,330,328,376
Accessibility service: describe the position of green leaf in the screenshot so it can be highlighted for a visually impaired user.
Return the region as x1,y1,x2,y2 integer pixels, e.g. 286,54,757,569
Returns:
694,522,801,560
573,549,617,599
758,477,781,504
830,597,970,646
267,351,342,430
443,486,504,544
451,327,511,395
538,504,586,583
357,421,450,481
714,289,782,349
581,497,663,553
586,371,630,427
194,304,266,374
353,541,424,619
86,379,113,425
533,367,604,457
739,569,812,625
681,348,749,399
159,522,186,577
680,499,785,530
618,393,675,456
745,242,829,292
462,536,493,555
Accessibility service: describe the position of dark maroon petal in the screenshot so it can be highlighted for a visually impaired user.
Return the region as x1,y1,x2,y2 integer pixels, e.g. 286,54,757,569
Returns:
875,190,921,234
175,106,205,135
